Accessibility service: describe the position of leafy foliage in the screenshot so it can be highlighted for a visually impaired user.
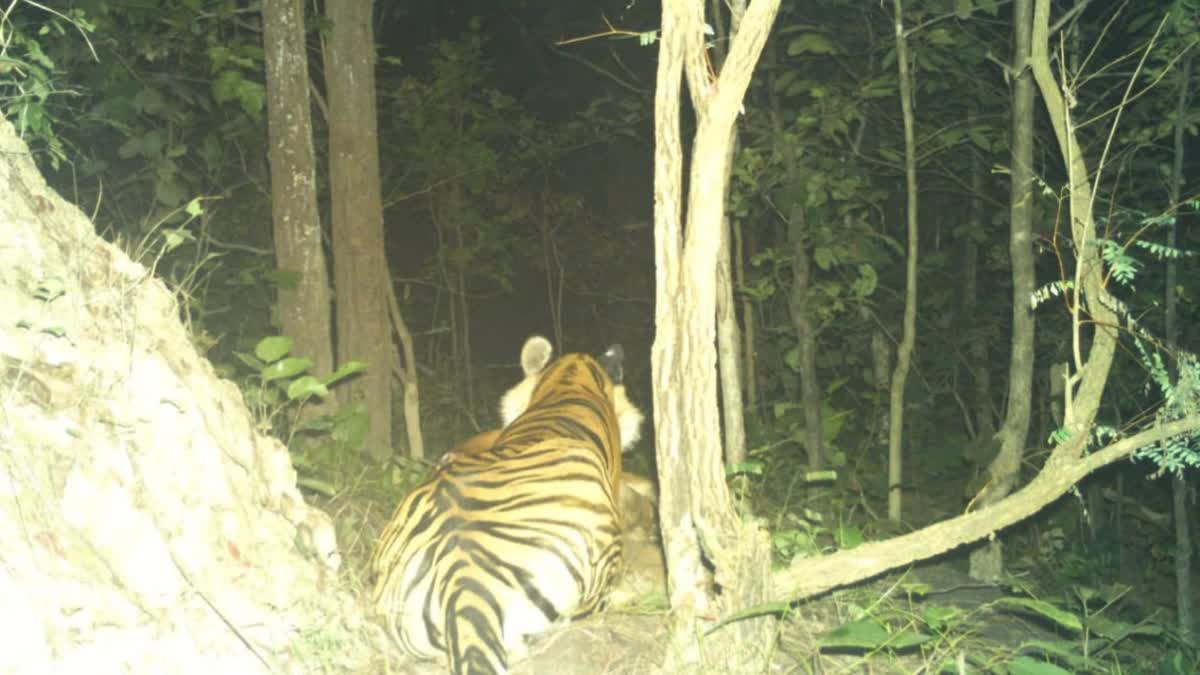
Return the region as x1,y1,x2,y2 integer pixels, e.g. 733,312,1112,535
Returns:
1134,344,1200,476
234,336,369,492
0,2,94,167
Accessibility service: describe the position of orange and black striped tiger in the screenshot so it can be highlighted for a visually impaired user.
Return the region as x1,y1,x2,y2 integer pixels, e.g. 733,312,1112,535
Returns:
369,335,644,675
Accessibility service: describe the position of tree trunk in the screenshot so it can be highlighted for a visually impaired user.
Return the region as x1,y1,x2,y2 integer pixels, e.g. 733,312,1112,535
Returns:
1030,0,1119,434
888,0,919,521
1167,49,1193,643
262,0,333,387
717,190,748,469
969,0,1037,582
323,0,393,462
652,0,779,670
963,126,993,441
709,5,748,472
438,185,476,420
765,38,824,471
788,205,825,470
733,212,759,419
871,322,891,445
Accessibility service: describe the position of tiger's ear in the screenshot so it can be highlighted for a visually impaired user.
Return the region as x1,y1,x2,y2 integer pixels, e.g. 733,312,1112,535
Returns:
521,335,553,376
598,344,624,385
500,335,554,426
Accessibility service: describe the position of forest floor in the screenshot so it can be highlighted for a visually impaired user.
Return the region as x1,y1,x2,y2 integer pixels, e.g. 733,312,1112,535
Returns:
330,480,1161,675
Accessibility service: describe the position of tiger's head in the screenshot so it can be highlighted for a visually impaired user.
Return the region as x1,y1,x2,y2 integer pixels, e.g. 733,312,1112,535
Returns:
499,335,644,451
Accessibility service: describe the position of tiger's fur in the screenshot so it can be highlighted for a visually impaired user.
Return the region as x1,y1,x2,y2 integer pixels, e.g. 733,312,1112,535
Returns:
436,430,655,541
369,336,644,675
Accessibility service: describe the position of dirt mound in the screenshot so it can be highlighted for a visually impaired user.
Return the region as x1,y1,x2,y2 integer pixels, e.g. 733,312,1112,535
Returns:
0,117,376,674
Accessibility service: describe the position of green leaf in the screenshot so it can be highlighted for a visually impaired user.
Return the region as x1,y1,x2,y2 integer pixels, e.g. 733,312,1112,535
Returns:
773,400,801,419
324,360,368,386
1086,613,1159,640
926,28,955,46
955,0,973,19
802,470,837,484
160,227,195,253
213,70,246,105
287,375,330,401
255,336,293,363
851,264,878,297
784,345,801,372
297,475,337,498
332,403,370,449
819,620,930,650
787,33,838,56
922,606,961,631
992,597,1083,632
834,525,864,549
813,246,835,270
155,179,187,207
1005,654,1075,675
294,415,334,434
233,351,264,371
968,125,991,150
117,136,142,159
235,78,265,116
738,278,776,302
262,356,312,382
727,459,764,476
878,147,902,163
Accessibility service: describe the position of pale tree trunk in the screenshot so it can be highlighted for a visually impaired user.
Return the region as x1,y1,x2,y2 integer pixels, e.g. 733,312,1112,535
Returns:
1167,50,1193,643
767,0,1186,604
888,0,919,521
717,192,748,469
652,0,779,670
323,0,393,462
1029,0,1120,440
262,0,333,387
963,125,994,441
707,4,748,471
969,0,1037,582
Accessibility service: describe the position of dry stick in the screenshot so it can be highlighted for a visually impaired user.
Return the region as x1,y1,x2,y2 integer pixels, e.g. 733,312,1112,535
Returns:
387,280,424,460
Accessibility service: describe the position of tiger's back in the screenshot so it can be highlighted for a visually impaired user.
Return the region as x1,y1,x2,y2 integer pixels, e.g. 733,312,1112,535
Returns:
370,336,643,675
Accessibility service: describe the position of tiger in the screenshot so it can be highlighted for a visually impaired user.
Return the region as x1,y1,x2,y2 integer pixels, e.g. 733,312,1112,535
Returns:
435,430,658,543
369,335,645,675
